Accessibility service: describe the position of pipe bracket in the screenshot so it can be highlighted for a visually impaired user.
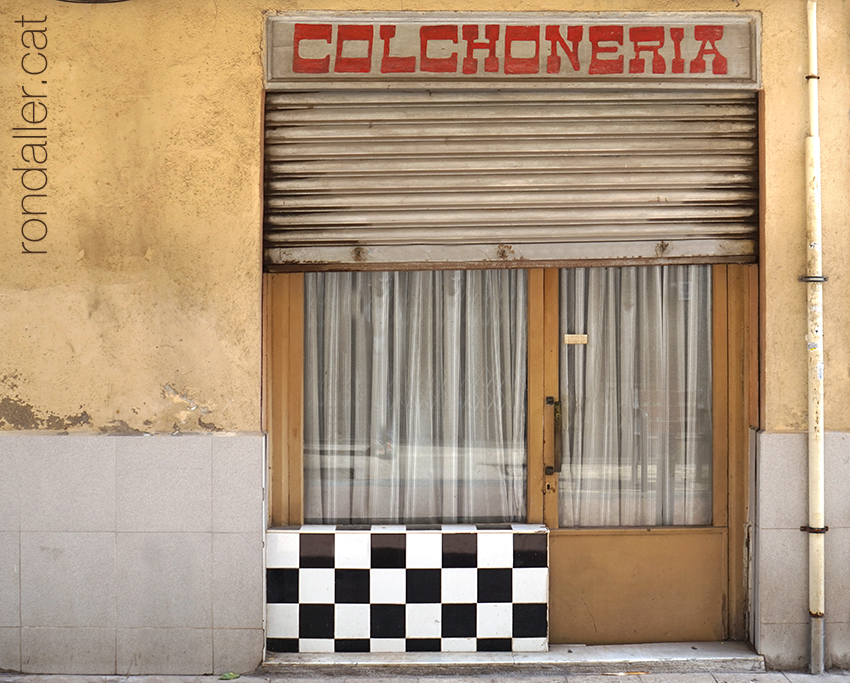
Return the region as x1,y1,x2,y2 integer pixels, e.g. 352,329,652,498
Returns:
799,275,829,283
801,525,829,533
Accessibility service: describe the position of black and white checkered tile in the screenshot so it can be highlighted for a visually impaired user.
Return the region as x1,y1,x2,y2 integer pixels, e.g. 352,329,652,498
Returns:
266,524,548,653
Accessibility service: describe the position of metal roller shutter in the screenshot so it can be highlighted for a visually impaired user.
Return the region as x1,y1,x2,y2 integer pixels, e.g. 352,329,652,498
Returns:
263,88,758,270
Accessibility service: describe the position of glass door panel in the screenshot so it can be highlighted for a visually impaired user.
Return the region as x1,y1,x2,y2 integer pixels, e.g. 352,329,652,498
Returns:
557,265,713,527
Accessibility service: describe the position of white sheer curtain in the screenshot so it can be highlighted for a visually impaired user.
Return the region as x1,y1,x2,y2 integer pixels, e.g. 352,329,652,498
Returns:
304,270,527,525
558,265,713,527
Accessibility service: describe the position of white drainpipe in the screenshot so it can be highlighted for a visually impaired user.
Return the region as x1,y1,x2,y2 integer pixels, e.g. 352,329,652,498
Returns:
803,0,826,673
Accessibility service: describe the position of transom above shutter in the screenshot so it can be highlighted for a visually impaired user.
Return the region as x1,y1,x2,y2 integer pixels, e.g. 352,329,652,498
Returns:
263,88,758,270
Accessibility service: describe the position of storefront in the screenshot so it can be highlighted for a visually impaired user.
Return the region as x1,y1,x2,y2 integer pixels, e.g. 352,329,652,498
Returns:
264,12,759,652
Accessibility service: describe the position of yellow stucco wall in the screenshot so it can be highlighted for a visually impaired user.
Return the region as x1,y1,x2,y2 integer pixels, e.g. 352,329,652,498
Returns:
1,0,848,433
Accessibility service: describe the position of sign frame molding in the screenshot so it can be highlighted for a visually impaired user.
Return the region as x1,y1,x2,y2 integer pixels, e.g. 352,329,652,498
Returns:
265,11,762,90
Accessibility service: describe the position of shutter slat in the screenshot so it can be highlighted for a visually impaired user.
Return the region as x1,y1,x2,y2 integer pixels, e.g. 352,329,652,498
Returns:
266,223,757,245
265,89,757,106
265,206,757,231
267,155,757,175
266,121,757,140
265,138,756,158
266,188,757,210
267,171,756,193
265,103,756,124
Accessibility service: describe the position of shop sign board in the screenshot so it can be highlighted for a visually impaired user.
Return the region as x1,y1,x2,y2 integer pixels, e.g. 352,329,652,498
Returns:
267,13,760,87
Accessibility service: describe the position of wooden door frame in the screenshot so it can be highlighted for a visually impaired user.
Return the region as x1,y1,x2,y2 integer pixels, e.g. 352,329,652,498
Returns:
266,272,305,528
725,262,759,640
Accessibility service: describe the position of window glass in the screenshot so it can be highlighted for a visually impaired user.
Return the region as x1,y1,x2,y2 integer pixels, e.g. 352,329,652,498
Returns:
304,270,527,524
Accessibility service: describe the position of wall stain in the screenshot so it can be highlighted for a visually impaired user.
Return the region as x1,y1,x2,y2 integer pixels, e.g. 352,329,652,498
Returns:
1,374,20,391
0,374,225,433
0,395,92,431
38,545,65,560
45,411,92,430
197,415,222,432
0,397,39,430
98,419,146,436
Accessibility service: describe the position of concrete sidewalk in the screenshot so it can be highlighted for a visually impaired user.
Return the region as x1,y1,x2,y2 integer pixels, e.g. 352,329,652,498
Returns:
262,642,765,675
3,673,850,683
1,643,844,683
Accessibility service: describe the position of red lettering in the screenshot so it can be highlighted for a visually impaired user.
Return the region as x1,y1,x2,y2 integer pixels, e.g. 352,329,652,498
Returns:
690,25,727,74
589,25,623,74
462,25,499,74
504,25,540,75
292,23,331,74
335,25,374,73
290,21,737,80
628,26,665,74
670,27,685,73
545,25,582,74
420,25,458,72
380,25,415,72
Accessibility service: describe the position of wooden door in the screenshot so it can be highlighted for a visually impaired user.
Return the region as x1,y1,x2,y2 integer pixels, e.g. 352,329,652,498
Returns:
533,265,755,644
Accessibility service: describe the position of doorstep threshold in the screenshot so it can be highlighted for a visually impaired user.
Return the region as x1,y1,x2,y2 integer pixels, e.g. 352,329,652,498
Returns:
263,641,765,675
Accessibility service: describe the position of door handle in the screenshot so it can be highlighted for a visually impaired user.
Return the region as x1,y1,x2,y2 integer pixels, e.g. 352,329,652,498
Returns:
544,396,562,476
554,398,562,474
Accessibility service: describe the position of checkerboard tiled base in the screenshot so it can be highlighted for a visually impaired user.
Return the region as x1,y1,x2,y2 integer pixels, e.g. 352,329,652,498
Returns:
266,524,548,653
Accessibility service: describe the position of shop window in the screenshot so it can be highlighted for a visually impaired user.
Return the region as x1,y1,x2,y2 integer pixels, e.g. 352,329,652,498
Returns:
302,270,527,524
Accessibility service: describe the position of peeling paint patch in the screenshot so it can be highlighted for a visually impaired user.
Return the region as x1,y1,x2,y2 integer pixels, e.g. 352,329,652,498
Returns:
0,397,40,430
162,383,219,430
98,419,146,436
45,411,92,430
163,383,210,413
163,383,192,406
496,244,515,260
0,377,93,430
